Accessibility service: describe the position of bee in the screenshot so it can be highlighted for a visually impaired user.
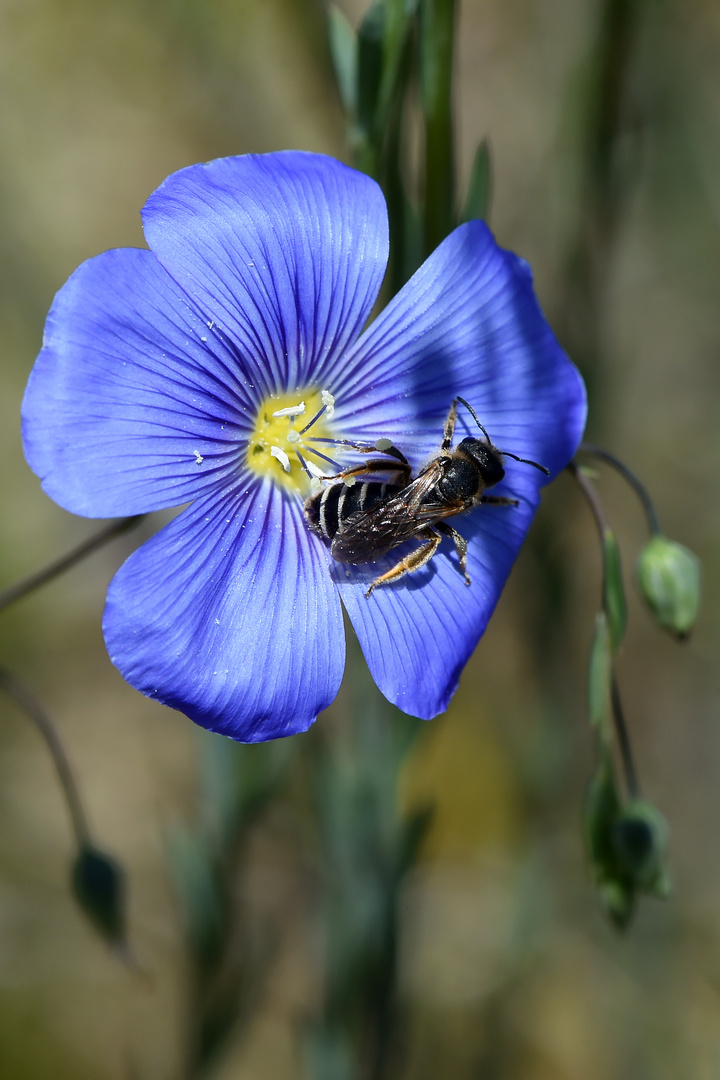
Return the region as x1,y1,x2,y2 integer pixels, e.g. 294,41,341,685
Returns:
304,397,549,598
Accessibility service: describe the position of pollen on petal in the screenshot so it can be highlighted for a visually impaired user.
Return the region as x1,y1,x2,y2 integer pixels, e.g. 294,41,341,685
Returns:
193,450,204,464
272,402,306,418
270,445,291,472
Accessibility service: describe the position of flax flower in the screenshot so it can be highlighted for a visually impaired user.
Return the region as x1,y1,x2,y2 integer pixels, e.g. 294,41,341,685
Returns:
22,152,586,740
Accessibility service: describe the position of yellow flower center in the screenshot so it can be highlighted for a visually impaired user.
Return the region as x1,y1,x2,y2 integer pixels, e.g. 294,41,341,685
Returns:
246,388,337,493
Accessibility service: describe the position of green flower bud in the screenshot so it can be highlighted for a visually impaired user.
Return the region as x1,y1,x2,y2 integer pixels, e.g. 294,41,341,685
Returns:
71,843,126,945
636,535,700,639
600,879,635,931
612,799,671,899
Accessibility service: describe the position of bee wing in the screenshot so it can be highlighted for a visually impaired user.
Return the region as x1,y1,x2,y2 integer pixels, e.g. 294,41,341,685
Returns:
330,465,444,564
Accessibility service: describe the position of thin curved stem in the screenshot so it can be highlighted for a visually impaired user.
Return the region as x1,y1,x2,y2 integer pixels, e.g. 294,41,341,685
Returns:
0,516,144,613
580,443,662,535
611,672,639,800
0,665,91,845
567,460,610,540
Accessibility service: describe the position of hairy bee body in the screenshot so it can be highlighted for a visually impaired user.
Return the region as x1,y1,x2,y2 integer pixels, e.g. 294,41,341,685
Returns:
305,479,403,560
304,397,548,597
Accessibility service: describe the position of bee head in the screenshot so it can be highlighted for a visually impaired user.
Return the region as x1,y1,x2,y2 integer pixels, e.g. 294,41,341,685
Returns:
458,437,506,488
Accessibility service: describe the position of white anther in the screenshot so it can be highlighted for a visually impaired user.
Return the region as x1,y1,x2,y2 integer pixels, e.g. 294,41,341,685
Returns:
193,450,204,464
305,460,328,479
270,445,291,472
375,437,392,452
343,475,357,487
310,477,323,496
272,402,306,418
321,389,335,418
287,429,301,444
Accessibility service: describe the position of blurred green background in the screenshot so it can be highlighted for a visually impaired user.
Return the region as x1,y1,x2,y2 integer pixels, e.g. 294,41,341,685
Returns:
1,0,719,1077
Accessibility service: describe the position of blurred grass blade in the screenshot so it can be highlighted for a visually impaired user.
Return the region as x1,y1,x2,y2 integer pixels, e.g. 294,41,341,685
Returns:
327,5,358,116
419,0,457,251
357,0,385,137
461,138,492,222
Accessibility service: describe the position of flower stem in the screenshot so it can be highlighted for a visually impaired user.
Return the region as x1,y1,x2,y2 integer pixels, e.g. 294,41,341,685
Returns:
567,461,611,611
0,664,91,846
611,671,639,800
0,515,144,613
580,442,662,536
568,462,641,803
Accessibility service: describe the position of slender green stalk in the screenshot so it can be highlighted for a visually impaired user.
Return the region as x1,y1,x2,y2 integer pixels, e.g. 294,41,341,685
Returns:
567,462,609,602
611,673,639,800
0,665,90,845
0,515,144,613
580,443,662,536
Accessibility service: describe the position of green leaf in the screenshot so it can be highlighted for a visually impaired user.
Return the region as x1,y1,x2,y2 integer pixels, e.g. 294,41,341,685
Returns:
588,611,612,739
71,844,126,945
356,0,385,135
461,139,492,222
327,6,358,116
603,528,627,650
636,535,701,639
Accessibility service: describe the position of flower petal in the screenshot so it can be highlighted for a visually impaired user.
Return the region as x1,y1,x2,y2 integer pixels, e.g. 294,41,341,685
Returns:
336,492,537,719
22,248,258,517
332,220,586,480
326,221,586,718
142,151,389,397
103,482,345,741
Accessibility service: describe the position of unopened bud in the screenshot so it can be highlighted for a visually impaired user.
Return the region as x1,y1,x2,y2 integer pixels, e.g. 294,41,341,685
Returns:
72,843,126,945
612,800,671,898
636,536,700,639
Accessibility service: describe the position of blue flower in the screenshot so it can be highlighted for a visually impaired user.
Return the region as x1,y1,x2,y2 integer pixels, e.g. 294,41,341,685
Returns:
22,152,586,741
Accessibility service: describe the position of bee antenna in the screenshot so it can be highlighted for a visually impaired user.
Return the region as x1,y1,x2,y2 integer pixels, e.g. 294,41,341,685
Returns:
456,396,491,444
501,450,550,475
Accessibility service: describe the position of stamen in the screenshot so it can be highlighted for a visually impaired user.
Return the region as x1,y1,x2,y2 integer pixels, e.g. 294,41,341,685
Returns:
304,459,328,479
321,389,335,418
287,429,301,444
295,450,311,477
270,445,291,472
310,477,323,496
306,445,344,470
299,404,327,435
272,402,306,418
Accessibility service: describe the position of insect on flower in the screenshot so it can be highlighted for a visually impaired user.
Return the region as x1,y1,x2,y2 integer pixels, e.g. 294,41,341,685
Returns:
305,397,549,597
21,151,587,738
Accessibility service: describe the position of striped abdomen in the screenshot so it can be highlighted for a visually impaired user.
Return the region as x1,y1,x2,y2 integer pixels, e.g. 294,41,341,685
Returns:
304,480,402,542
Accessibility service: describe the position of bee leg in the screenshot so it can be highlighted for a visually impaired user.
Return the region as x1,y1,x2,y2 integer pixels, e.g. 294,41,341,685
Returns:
365,529,441,599
322,459,411,484
436,521,470,585
480,494,519,506
329,439,410,469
